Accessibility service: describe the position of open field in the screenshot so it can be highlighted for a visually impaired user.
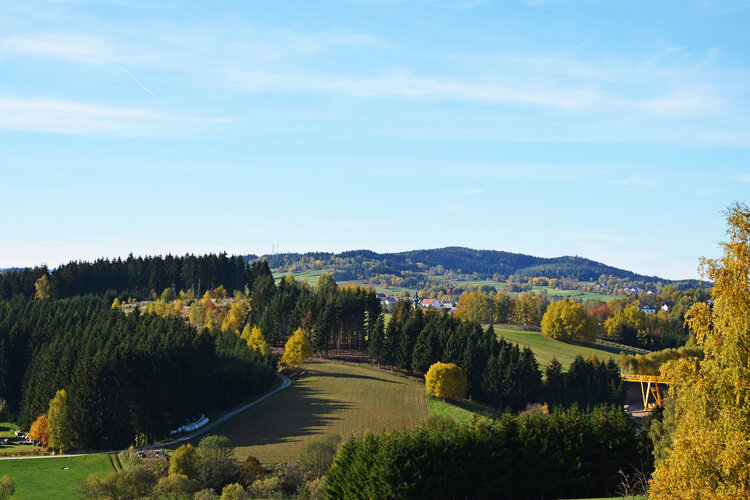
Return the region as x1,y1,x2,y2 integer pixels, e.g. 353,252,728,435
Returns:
496,328,632,370
272,268,332,285
0,455,115,500
427,397,497,425
0,423,45,456
176,361,429,463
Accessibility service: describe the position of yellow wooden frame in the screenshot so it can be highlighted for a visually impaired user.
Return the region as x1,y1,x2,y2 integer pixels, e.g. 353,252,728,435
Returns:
620,373,667,409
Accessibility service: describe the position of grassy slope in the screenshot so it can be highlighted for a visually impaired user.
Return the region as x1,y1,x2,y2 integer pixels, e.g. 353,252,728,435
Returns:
0,455,115,500
496,328,628,370
427,397,497,425
180,361,429,463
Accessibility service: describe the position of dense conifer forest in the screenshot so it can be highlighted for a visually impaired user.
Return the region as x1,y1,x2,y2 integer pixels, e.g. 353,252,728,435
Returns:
0,296,276,449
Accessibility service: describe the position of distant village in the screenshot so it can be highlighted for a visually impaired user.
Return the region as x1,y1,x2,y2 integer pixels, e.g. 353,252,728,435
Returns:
377,292,457,314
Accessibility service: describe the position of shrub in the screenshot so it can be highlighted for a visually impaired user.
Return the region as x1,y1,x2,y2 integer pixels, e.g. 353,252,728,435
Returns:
239,455,265,485
298,434,342,480
220,482,247,500
248,476,282,498
196,435,239,491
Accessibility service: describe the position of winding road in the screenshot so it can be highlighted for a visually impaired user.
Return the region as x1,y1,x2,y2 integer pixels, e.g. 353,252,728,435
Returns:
0,372,292,460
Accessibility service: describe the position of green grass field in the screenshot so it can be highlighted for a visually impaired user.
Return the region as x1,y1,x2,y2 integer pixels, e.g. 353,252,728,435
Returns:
0,454,115,500
177,361,429,463
0,422,45,455
496,328,629,370
427,397,497,425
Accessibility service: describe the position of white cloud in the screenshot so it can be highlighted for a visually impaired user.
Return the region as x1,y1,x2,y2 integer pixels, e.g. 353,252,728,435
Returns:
0,34,114,63
459,188,485,195
740,175,750,182
0,97,229,136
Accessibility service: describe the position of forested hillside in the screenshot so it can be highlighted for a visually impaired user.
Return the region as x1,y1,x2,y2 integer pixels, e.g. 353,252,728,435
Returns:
0,296,276,449
260,246,707,293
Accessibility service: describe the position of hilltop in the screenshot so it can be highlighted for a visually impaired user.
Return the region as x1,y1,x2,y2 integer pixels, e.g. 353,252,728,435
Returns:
253,246,707,297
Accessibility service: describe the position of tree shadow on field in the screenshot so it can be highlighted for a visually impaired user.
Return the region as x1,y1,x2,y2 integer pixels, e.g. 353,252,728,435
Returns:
203,383,355,450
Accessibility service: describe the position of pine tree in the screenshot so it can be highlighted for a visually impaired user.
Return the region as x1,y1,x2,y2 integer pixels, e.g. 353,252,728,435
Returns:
368,314,385,368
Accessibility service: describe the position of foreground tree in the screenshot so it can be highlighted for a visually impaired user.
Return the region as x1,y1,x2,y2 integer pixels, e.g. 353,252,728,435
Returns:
280,328,312,368
425,362,467,401
651,203,750,498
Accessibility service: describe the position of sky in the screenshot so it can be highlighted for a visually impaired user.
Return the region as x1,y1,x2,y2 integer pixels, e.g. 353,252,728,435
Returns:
0,0,749,280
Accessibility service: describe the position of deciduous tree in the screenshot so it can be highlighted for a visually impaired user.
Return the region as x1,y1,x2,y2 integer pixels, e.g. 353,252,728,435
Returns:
169,443,198,480
34,275,51,300
541,300,597,343
425,362,467,401
281,328,312,368
651,203,750,497
241,325,270,356
28,413,49,447
0,476,15,500
47,389,73,451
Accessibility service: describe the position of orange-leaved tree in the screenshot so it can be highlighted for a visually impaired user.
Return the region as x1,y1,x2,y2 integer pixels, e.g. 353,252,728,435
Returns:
28,414,49,447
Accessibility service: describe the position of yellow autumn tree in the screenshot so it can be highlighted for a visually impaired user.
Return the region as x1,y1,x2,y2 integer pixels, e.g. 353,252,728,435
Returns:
280,328,312,368
650,203,750,498
456,291,494,324
111,297,122,310
241,325,270,356
221,299,249,335
425,362,467,401
541,300,597,343
34,275,51,300
47,389,73,451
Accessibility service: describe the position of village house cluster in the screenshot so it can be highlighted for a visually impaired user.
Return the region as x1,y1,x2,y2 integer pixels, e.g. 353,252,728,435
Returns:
377,292,457,314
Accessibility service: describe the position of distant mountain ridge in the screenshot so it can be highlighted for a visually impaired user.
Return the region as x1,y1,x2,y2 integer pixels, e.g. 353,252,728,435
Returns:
256,246,705,288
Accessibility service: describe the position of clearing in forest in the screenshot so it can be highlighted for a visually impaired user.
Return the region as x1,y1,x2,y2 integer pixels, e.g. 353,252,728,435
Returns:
495,328,632,370
190,361,429,463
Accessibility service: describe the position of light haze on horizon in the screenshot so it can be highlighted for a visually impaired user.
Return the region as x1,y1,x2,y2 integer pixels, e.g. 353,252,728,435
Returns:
1,0,749,280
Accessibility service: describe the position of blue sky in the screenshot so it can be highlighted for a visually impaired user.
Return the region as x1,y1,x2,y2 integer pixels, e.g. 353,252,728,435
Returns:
1,0,748,280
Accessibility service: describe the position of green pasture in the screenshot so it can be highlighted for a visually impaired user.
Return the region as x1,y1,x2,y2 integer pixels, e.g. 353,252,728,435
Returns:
272,268,333,285
0,422,44,455
176,361,429,463
0,454,115,500
495,328,631,370
427,397,497,425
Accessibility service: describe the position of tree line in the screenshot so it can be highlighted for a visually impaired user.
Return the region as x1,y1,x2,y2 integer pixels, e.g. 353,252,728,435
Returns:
368,300,623,412
326,408,652,499
0,253,261,300
0,296,276,449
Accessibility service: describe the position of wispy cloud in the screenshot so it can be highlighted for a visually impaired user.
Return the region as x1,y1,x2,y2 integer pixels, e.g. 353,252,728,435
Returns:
0,97,229,136
0,33,114,63
610,178,654,188
229,69,602,110
459,188,485,195
740,175,750,182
